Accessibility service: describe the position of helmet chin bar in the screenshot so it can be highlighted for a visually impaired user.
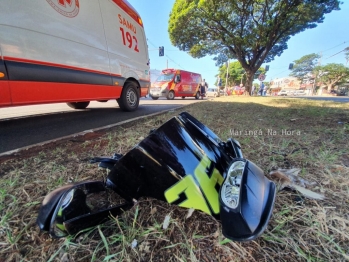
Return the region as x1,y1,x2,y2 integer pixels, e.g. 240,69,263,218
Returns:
37,112,276,241
219,160,276,241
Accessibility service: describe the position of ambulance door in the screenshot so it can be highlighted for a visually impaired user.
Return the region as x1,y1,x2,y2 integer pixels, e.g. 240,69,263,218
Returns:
180,71,192,95
99,0,150,88
0,48,11,107
192,74,201,95
174,72,183,95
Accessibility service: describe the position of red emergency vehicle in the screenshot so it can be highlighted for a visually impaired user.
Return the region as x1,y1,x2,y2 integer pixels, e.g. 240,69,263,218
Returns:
149,69,202,100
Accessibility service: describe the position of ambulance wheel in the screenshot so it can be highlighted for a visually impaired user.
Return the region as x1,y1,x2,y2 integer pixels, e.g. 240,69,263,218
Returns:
117,81,139,112
167,91,175,100
195,92,200,99
182,96,185,99
151,96,159,100
67,101,90,109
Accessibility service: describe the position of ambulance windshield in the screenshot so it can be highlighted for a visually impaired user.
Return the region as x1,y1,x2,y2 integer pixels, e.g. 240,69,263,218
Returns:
156,74,174,82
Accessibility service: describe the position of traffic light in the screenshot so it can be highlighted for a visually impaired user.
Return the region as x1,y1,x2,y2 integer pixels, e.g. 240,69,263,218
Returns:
289,63,294,70
159,46,164,56
265,65,269,71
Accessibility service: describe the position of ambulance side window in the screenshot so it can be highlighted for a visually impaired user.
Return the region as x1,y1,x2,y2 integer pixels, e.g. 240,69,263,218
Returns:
175,75,181,83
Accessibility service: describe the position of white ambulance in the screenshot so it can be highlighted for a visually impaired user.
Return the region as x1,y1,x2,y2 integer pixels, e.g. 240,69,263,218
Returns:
0,0,150,111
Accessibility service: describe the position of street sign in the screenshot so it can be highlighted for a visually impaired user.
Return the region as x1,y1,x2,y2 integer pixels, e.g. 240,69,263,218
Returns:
258,74,266,81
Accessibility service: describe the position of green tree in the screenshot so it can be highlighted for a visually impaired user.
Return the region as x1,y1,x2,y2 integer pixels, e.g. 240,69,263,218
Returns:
314,63,349,90
217,61,266,88
168,0,342,93
217,61,244,87
290,53,321,80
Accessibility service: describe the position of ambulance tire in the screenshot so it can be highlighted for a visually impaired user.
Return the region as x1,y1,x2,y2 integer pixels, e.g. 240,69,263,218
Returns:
150,96,159,100
167,91,175,100
195,92,200,99
182,96,185,99
67,101,90,109
117,81,139,112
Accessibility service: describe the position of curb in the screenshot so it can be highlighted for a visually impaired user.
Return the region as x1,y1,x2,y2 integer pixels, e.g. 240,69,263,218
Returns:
0,105,188,158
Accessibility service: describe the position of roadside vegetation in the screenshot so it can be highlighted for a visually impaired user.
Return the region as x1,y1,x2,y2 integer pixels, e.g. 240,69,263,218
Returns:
0,96,348,261
168,0,342,92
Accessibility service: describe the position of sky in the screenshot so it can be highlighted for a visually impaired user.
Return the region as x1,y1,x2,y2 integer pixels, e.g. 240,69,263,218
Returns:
128,0,349,87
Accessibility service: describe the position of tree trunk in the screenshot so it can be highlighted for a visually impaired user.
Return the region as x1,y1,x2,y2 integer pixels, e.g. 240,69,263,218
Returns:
245,71,254,94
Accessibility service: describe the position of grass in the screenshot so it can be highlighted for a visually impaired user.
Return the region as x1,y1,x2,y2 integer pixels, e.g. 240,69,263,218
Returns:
0,96,349,261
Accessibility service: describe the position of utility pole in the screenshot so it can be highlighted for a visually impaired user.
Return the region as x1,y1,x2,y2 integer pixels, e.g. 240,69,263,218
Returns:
318,51,322,66
225,60,229,96
240,72,246,85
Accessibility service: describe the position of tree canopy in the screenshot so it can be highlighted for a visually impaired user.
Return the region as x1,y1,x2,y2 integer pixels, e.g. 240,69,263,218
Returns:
290,52,349,91
290,53,321,80
314,63,349,89
168,0,342,92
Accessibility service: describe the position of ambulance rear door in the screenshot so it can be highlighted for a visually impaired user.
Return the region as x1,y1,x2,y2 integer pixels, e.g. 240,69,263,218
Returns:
99,0,150,87
0,47,11,106
191,73,202,93
180,71,194,96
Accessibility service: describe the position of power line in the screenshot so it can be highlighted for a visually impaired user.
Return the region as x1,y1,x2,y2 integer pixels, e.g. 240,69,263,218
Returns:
165,54,185,69
270,69,289,78
200,70,219,72
148,39,349,77
325,48,347,60
270,41,349,76
320,41,349,54
146,38,185,70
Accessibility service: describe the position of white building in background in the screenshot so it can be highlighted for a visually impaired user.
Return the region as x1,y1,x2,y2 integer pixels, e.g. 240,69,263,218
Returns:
270,76,301,91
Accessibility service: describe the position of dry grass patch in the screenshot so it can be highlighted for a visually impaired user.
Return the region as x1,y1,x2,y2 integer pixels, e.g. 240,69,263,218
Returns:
1,96,349,261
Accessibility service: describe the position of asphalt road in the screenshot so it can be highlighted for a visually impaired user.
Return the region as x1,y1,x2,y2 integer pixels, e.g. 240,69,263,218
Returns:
281,95,349,103
0,97,201,154
296,96,349,103
1,95,347,154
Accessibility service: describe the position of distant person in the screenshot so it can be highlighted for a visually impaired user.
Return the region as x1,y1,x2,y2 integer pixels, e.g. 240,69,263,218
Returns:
260,82,265,96
217,77,222,96
200,79,208,99
251,85,255,96
217,77,222,89
242,84,248,95
263,84,268,96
